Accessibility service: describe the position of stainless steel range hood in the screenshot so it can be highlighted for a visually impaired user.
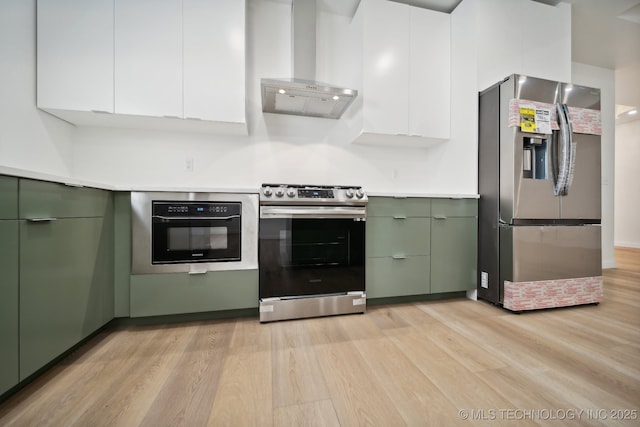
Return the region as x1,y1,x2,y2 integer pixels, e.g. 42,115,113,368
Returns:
261,0,358,119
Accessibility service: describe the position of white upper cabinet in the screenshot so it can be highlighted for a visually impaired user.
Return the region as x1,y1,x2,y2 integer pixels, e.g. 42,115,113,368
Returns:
115,0,183,118
37,0,114,113
352,0,451,146
409,6,450,140
361,0,410,136
37,0,247,134
183,0,245,124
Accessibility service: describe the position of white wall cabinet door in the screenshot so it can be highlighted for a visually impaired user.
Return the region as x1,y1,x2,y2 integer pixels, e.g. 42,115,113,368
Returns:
114,0,182,118
37,0,113,113
354,0,451,146
361,0,409,136
183,0,245,123
409,7,450,139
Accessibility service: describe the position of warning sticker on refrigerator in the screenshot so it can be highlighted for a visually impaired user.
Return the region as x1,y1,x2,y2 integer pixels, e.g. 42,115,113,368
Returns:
535,108,552,133
520,106,536,132
519,105,552,133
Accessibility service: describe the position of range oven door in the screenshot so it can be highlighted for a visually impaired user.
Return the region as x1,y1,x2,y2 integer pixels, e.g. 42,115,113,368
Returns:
152,201,241,264
259,206,365,299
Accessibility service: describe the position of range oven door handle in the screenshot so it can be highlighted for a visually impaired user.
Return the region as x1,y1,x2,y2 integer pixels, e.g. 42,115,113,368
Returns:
260,206,366,219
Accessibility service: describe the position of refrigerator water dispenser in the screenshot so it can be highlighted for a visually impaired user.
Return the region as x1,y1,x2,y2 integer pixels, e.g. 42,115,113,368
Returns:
522,137,548,180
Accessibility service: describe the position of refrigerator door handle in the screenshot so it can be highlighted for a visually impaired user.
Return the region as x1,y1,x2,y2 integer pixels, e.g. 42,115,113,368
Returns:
562,104,576,194
553,103,573,196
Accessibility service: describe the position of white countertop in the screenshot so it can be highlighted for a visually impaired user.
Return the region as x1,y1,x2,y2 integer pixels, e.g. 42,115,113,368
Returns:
368,191,479,199
0,166,479,198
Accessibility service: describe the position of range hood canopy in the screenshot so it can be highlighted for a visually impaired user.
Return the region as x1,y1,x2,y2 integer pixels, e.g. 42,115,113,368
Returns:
261,0,358,119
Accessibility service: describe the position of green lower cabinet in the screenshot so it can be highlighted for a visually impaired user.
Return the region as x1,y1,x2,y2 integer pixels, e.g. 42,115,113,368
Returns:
0,176,18,219
366,217,430,257
0,221,19,395
19,216,114,380
130,270,259,317
366,256,430,299
430,216,477,293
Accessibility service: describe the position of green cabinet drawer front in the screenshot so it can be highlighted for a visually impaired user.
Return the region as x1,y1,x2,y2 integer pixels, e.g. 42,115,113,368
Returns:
431,198,477,218
367,197,431,217
366,256,430,299
19,179,110,219
0,221,19,394
430,217,477,293
366,217,430,257
20,217,113,379
0,176,18,219
130,270,258,317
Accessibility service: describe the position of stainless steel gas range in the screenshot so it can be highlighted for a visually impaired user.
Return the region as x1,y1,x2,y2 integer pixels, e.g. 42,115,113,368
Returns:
258,184,367,322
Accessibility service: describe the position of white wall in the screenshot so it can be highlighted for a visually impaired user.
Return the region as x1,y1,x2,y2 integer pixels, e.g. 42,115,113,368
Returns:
0,0,74,175
614,119,640,248
571,62,616,268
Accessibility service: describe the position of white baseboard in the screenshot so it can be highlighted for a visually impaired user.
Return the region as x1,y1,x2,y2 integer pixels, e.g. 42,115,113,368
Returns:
614,241,640,249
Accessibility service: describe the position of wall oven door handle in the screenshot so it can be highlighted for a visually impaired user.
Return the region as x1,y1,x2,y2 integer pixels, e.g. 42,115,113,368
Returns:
260,206,366,219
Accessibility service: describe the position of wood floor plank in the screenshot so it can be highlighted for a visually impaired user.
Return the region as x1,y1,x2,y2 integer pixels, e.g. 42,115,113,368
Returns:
207,350,273,426
272,400,340,427
138,321,234,427
272,345,331,408
418,321,508,373
71,325,198,427
315,341,406,426
354,336,467,426
389,330,539,426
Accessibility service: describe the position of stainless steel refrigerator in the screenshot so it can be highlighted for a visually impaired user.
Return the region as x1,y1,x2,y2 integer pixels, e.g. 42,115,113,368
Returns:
478,74,602,311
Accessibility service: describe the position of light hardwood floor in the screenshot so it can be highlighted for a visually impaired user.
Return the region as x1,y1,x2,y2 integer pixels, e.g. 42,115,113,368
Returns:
1,248,639,426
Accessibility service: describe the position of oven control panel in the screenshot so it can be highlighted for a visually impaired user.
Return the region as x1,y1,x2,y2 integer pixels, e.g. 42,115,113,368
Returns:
153,201,241,217
260,184,367,206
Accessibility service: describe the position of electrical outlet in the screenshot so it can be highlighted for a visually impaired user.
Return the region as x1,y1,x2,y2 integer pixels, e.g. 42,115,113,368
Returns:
185,157,194,172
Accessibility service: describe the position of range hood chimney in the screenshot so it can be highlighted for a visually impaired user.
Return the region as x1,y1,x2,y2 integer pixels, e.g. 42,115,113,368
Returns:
261,0,358,119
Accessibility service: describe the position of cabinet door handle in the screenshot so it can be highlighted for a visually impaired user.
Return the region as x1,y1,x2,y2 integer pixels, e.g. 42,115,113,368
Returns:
27,217,57,222
433,215,447,219
393,215,407,219
392,255,407,260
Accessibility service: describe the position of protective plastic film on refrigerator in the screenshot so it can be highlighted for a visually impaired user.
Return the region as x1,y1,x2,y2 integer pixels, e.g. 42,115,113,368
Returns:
478,74,602,312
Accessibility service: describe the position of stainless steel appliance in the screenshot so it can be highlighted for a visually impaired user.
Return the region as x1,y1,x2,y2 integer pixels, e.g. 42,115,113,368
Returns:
478,74,602,311
131,192,258,274
258,184,367,322
260,0,358,119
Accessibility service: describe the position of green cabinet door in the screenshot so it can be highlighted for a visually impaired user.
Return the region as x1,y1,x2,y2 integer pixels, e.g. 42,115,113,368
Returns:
367,197,431,217
430,216,477,293
19,216,113,379
366,256,430,298
130,270,259,317
0,176,18,219
19,179,110,219
0,221,19,394
366,217,430,257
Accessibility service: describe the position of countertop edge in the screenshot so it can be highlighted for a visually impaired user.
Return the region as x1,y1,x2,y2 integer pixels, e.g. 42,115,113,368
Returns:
367,191,479,199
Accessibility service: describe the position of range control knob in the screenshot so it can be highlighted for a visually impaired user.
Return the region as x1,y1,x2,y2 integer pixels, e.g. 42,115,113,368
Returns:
345,188,355,198
275,188,285,198
355,189,365,199
287,188,296,198
263,186,273,197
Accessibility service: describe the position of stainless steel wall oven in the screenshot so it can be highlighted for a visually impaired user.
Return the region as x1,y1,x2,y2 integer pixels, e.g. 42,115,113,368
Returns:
151,201,241,264
131,192,258,274
258,184,367,322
